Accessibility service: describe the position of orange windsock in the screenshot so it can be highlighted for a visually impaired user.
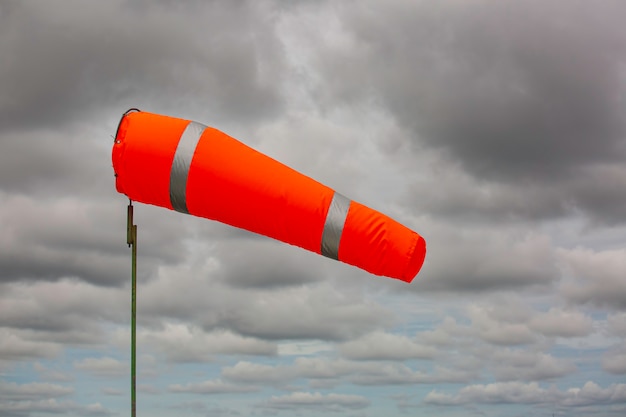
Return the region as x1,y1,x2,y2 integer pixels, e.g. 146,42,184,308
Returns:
112,110,426,282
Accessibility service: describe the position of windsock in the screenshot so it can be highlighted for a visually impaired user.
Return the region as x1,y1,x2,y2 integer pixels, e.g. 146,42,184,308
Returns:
112,110,426,282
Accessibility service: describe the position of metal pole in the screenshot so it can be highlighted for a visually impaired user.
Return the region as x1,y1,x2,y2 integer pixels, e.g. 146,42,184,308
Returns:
127,202,137,417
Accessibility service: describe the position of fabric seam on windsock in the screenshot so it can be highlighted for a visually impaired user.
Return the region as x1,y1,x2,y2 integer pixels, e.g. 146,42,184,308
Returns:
169,121,206,214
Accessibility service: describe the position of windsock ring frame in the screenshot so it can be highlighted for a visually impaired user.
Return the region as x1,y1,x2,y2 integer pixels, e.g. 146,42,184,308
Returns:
113,109,426,282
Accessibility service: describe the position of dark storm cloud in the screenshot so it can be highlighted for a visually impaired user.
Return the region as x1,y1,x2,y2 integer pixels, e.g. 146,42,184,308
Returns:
0,0,285,131
214,239,322,288
0,121,122,200
0,0,289,288
328,0,626,179
308,0,626,224
0,195,189,286
0,2,624,414
0,279,126,352
408,159,626,224
203,285,393,341
412,228,558,293
0,0,316,394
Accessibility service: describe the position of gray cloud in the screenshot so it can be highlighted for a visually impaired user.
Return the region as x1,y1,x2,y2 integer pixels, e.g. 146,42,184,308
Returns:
169,379,259,394
607,313,626,337
0,280,125,336
603,349,626,375
260,392,370,412
221,361,294,386
0,329,61,362
0,381,73,400
0,194,188,286
1,1,625,416
529,308,593,338
101,388,123,396
0,0,289,292
425,381,626,409
167,402,242,417
0,0,285,132
0,380,118,417
407,303,589,382
140,325,277,362
0,1,287,292
298,0,626,225
213,285,393,341
330,0,626,177
74,357,126,378
135,250,392,341
338,331,437,361
0,128,107,196
214,239,322,288
488,349,576,381
0,399,113,417
221,357,477,388
412,224,558,292
33,363,74,383
406,159,626,225
560,247,626,309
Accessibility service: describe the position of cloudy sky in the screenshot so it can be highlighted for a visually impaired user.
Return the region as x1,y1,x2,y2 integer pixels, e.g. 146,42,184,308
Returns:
1,0,625,416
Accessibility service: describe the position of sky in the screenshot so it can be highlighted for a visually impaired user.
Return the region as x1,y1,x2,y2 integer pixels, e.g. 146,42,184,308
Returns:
1,0,625,416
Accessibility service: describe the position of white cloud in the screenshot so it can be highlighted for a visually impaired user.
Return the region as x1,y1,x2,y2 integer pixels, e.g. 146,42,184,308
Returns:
0,278,125,333
488,349,576,381
261,391,370,412
563,381,626,407
221,357,476,388
140,324,277,362
278,340,333,356
0,399,76,415
439,302,596,348
33,362,74,382
414,226,559,292
560,247,626,309
209,283,393,341
102,387,123,396
529,308,593,338
0,381,73,400
74,357,126,377
0,194,135,286
0,398,114,416
417,317,473,347
222,361,294,385
468,304,535,346
425,381,553,405
339,331,437,360
425,381,626,407
603,350,626,375
138,256,392,342
608,313,626,337
0,329,61,361
169,379,259,394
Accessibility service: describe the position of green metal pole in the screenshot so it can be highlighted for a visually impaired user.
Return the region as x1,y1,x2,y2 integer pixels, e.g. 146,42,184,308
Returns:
127,202,137,417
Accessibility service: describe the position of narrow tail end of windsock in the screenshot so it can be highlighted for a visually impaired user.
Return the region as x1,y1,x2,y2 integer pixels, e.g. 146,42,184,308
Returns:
401,234,426,283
